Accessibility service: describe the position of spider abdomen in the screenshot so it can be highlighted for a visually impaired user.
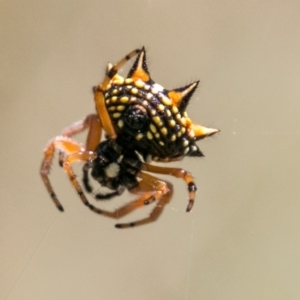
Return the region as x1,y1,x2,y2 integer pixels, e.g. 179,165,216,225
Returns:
105,82,203,160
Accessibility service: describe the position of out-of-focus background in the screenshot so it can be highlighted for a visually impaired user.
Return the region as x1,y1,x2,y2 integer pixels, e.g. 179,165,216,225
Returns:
1,1,300,299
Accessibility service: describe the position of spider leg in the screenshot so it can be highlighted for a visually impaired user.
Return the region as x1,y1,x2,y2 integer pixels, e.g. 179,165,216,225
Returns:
63,158,169,221
40,136,92,211
82,161,94,193
40,137,121,217
77,172,170,226
41,137,168,222
58,114,101,166
115,172,173,228
94,48,141,139
141,163,197,212
92,190,155,221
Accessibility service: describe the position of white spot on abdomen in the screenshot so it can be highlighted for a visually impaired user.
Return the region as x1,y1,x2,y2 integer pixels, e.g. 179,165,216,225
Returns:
105,163,120,178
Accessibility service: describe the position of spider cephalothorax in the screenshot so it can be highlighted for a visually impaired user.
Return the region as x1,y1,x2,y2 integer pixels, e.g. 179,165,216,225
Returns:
82,140,142,199
104,48,217,161
40,47,219,228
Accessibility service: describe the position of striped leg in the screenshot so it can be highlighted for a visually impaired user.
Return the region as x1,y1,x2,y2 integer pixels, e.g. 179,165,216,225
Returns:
115,172,173,228
40,136,92,211
94,48,141,139
62,151,122,217
66,167,170,225
40,136,168,221
141,163,197,212
76,171,170,226
40,136,121,217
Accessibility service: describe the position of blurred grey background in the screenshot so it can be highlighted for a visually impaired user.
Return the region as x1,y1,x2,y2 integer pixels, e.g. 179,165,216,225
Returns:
1,1,300,299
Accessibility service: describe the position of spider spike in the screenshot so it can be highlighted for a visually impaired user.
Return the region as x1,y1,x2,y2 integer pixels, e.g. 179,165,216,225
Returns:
191,123,220,140
167,81,199,111
127,47,151,82
188,145,204,157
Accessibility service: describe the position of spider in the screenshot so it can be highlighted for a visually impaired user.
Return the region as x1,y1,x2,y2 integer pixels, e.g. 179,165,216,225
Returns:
40,47,219,228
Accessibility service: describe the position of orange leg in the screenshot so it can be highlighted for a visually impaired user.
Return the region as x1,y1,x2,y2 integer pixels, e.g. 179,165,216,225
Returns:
68,170,172,227
40,136,90,211
61,114,101,151
41,136,170,223
40,136,120,217
94,48,140,140
115,172,173,228
106,173,168,219
141,163,197,212
58,114,102,166
62,151,121,218
79,172,171,226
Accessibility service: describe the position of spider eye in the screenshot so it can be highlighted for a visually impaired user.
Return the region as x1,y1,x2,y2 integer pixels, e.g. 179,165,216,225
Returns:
123,105,150,131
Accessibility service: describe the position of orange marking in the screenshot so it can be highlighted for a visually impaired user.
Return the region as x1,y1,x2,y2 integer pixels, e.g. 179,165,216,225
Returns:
190,123,219,138
186,117,192,127
131,69,150,82
85,116,101,151
94,90,117,139
168,91,182,106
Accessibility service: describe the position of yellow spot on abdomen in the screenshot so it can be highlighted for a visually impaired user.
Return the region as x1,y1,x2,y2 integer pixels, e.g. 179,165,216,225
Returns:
136,133,144,140
147,131,153,140
160,127,168,136
120,96,129,103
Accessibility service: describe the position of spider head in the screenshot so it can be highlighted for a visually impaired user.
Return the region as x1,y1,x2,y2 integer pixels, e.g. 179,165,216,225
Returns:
91,141,142,191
